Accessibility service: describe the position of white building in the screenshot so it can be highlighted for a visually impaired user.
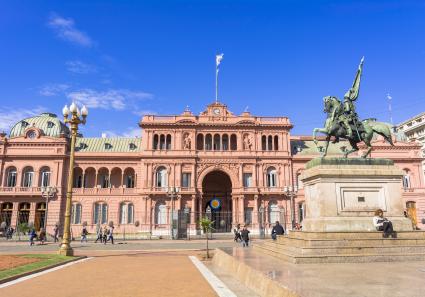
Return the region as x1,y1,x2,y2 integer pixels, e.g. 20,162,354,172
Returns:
397,112,425,182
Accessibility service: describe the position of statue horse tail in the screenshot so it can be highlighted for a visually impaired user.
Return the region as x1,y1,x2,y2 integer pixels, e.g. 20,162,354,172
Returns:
363,119,394,146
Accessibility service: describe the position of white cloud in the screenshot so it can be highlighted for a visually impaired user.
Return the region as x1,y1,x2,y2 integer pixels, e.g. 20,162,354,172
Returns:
48,13,93,47
39,83,70,96
102,127,141,138
132,109,158,116
67,88,153,110
0,107,46,132
66,60,97,74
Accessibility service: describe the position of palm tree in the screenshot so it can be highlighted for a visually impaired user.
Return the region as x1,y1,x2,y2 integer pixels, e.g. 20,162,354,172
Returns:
199,217,214,258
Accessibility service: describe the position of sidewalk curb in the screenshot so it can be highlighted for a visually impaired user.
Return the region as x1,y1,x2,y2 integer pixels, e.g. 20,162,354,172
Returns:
0,255,87,285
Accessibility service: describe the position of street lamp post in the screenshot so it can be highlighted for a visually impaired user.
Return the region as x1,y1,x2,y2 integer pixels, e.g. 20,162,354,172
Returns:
167,186,180,240
284,185,298,230
59,102,88,256
41,186,57,232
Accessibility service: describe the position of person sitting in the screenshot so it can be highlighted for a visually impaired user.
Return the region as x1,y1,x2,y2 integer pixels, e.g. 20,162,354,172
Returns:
271,221,285,240
373,209,396,238
233,224,242,242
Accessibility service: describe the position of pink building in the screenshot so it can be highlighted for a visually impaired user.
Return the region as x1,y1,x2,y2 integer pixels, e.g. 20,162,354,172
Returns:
0,102,424,237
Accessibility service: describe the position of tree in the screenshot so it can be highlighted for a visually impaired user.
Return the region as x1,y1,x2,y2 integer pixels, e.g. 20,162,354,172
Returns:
199,217,214,258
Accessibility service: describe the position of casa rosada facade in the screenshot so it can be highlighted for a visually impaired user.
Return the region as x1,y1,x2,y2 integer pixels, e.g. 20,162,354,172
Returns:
0,102,424,236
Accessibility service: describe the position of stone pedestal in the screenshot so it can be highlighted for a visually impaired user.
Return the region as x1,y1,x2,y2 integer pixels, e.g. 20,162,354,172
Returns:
300,158,412,232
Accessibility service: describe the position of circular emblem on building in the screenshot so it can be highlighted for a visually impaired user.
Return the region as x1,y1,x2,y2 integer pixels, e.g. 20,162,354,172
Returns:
209,198,221,210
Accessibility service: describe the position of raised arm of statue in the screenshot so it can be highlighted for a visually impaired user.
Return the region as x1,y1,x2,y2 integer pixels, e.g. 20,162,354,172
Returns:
344,57,364,102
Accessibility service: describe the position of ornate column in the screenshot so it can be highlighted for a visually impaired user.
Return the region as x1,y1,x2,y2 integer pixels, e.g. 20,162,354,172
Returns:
239,164,243,190
191,195,196,224
94,169,98,188
232,196,237,224
253,195,259,225
239,195,245,223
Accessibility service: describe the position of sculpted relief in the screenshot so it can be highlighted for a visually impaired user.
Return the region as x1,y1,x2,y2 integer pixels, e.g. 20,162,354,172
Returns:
183,133,192,150
243,133,253,151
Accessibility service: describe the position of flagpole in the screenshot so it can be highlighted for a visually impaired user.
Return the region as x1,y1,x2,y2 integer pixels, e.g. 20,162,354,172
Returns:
215,64,218,104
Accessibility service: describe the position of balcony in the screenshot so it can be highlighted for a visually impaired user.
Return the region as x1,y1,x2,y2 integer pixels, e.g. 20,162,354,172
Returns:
260,187,285,194
72,187,138,195
0,187,62,196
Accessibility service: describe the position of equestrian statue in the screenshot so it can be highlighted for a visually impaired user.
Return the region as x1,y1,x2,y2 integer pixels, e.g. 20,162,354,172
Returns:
313,57,394,158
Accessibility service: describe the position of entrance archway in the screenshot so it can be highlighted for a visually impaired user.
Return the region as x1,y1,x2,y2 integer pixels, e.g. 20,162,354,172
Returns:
202,170,232,232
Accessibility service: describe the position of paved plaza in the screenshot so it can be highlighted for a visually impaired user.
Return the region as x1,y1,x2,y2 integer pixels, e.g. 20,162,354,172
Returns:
1,250,219,297
215,247,425,297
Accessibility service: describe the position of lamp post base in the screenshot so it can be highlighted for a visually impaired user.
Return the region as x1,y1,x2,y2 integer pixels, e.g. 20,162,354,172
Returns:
58,244,74,256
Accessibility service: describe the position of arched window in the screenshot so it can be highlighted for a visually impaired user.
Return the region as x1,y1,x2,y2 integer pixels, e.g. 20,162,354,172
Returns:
93,202,108,224
120,202,134,224
156,167,168,189
266,167,277,187
124,168,135,188
230,134,237,150
73,167,84,188
262,135,267,150
197,134,204,150
274,136,279,151
166,134,172,150
153,134,159,150
5,167,17,187
155,202,167,225
222,134,229,150
205,134,212,150
160,135,166,150
403,169,411,189
71,203,82,224
22,167,34,187
40,167,51,187
213,134,221,150
268,136,273,151
98,168,110,188
268,201,281,223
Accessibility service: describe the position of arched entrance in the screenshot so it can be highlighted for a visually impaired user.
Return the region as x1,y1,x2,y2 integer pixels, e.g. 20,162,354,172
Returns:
202,170,232,233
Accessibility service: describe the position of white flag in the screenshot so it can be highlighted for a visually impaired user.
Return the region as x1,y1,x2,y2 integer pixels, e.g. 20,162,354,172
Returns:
216,53,224,67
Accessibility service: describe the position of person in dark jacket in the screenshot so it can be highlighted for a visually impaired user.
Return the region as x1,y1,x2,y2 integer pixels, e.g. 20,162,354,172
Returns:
271,221,285,240
240,225,250,247
29,229,37,246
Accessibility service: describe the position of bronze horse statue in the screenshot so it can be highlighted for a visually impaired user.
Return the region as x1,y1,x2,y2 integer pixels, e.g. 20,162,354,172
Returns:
313,96,394,158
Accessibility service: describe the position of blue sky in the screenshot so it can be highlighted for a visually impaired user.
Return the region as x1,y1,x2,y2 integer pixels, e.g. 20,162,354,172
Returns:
1,0,425,137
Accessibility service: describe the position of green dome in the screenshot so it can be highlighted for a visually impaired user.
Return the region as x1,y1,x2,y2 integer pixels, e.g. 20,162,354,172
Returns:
9,112,69,138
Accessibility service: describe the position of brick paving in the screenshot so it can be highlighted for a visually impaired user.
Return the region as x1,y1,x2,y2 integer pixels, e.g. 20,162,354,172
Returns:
1,250,218,297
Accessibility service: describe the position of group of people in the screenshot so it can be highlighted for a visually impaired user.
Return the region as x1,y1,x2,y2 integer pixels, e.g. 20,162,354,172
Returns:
29,227,46,246
233,224,250,247
94,225,115,244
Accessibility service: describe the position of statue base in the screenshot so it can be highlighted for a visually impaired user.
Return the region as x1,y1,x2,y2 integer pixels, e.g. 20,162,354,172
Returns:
301,158,412,232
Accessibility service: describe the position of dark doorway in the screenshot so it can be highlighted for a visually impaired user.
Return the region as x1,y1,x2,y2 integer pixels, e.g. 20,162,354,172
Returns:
202,170,232,232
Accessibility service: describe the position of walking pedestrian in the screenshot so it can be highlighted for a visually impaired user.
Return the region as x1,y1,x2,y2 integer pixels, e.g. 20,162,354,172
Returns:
6,226,14,240
81,226,88,243
240,225,250,247
107,225,114,244
102,225,108,244
94,225,102,243
39,228,46,245
29,228,37,246
53,224,59,242
233,224,242,242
